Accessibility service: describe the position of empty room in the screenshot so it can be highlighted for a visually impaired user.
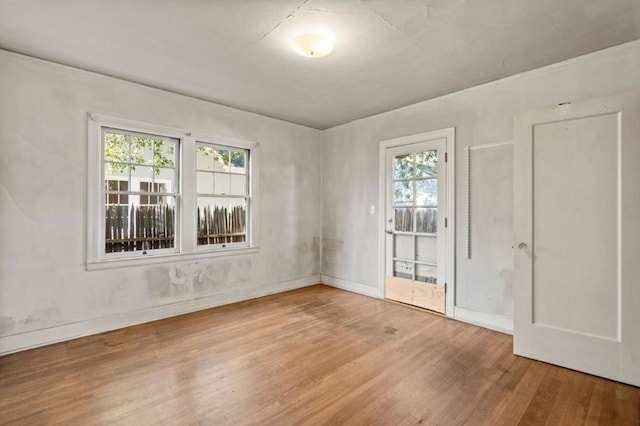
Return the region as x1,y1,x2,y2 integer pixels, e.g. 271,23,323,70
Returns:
1,0,639,424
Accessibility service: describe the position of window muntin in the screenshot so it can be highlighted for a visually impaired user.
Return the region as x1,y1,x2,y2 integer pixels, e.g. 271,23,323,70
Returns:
196,142,249,248
102,128,179,255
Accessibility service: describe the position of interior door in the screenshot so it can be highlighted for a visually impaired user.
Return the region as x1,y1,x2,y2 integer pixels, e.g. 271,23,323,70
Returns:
514,92,640,387
385,139,447,313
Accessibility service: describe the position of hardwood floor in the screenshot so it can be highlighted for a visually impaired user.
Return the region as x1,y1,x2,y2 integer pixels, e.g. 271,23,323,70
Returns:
1,285,638,425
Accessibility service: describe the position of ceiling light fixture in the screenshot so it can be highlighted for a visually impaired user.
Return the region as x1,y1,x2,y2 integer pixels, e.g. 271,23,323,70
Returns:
291,33,334,58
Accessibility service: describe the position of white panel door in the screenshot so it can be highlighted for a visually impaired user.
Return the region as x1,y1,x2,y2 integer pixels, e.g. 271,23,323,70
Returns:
514,92,640,387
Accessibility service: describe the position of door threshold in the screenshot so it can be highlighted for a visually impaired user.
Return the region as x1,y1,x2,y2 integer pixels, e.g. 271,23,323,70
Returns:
384,298,447,318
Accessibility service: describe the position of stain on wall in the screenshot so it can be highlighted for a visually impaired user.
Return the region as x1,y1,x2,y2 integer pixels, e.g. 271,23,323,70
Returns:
0,316,15,335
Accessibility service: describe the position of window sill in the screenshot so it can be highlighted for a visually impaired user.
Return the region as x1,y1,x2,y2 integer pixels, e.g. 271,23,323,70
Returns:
86,246,259,271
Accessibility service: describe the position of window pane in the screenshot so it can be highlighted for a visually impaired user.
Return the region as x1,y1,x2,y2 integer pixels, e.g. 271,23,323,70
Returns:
104,196,176,253
214,149,230,172
154,139,176,168
394,234,413,260
393,260,413,279
230,174,246,196
197,171,214,194
416,179,437,206
134,167,155,192
393,181,413,205
196,145,214,171
197,197,247,246
230,150,246,174
154,167,176,192
416,264,437,284
104,131,129,163
130,135,154,165
106,179,118,191
416,208,437,233
415,150,438,178
394,154,413,179
416,235,437,263
394,208,413,232
214,173,231,195
104,165,129,190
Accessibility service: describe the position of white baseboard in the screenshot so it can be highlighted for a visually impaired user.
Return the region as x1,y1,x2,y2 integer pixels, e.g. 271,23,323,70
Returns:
0,275,320,356
453,306,513,335
320,274,380,298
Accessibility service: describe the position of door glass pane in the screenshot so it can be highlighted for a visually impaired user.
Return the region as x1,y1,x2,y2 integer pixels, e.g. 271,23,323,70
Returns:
415,150,437,178
394,235,413,260
416,235,437,263
393,260,413,280
416,208,437,233
416,179,437,206
394,208,413,232
416,264,437,284
394,154,413,179
393,181,413,205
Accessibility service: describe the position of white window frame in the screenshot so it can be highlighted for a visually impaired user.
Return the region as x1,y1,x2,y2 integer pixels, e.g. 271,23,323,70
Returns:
87,113,259,270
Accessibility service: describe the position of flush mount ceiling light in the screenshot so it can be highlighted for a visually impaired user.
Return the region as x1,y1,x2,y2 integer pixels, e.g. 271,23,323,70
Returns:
291,33,334,58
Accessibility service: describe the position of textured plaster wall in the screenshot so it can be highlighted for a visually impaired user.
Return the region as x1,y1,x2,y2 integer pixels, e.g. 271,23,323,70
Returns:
0,51,321,342
2,41,640,349
321,41,640,322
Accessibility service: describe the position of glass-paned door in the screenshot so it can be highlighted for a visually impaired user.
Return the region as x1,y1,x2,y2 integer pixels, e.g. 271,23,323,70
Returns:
385,139,447,313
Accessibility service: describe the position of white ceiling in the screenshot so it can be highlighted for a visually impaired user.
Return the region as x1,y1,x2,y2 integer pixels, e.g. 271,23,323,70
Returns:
1,0,639,129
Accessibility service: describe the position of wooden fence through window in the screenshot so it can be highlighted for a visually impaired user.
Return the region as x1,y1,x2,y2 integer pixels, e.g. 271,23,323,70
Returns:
105,205,175,253
104,204,247,252
197,205,246,246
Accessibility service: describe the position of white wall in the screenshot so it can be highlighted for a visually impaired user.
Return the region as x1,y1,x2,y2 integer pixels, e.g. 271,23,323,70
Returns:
321,41,640,332
2,41,640,353
0,51,322,353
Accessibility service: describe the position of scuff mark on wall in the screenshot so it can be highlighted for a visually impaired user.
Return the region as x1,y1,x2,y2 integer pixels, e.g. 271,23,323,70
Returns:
2,307,62,334
0,316,16,335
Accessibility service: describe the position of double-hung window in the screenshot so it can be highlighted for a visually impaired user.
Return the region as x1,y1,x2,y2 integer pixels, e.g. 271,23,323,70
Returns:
87,114,258,269
102,127,179,255
196,142,250,248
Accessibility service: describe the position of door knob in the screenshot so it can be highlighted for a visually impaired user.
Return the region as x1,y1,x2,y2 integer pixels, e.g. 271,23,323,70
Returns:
386,230,393,235
518,242,527,249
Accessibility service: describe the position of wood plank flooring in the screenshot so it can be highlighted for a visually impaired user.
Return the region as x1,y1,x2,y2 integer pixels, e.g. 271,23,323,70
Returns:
0,285,638,425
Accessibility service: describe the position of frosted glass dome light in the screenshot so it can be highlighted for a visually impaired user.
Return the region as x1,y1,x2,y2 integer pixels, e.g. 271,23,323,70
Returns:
291,33,334,58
